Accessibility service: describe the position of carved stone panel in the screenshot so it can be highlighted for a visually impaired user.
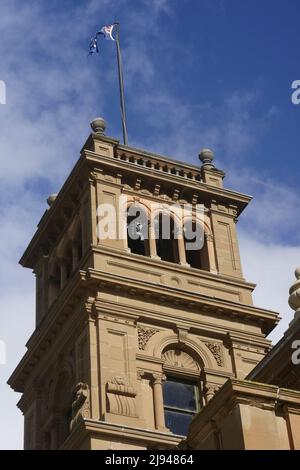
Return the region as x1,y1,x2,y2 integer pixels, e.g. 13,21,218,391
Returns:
137,326,158,350
205,342,224,367
106,376,138,417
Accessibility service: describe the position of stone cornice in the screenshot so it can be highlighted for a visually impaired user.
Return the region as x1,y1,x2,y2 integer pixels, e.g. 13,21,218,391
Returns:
247,320,300,387
86,267,279,331
92,244,256,291
7,269,90,393
86,296,272,348
60,417,181,449
187,378,300,445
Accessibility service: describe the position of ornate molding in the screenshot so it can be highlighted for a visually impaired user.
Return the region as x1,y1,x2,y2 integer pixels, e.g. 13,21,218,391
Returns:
70,382,90,429
137,369,145,381
152,373,166,385
138,326,158,350
205,383,220,402
106,376,136,396
205,233,214,242
176,327,189,345
205,342,224,367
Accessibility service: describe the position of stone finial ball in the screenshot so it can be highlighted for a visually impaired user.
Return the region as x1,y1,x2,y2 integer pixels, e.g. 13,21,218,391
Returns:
90,117,106,134
295,267,300,279
47,193,58,207
199,148,214,164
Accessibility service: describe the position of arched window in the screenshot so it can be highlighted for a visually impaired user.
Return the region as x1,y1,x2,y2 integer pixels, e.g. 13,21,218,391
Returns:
127,205,149,256
184,221,210,271
162,347,204,436
155,213,179,263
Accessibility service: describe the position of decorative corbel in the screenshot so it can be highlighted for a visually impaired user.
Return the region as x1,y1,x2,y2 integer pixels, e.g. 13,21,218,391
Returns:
70,382,90,430
173,189,180,201
134,178,142,191
154,184,161,196
192,193,198,205
176,327,189,346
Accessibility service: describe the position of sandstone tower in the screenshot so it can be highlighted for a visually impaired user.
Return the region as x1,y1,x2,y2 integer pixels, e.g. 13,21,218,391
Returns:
8,118,280,449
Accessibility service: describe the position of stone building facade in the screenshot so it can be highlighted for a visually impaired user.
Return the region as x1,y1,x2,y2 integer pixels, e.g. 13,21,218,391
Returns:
8,118,300,449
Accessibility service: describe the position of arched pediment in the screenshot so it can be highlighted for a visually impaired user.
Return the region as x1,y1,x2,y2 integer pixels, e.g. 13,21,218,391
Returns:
145,330,215,369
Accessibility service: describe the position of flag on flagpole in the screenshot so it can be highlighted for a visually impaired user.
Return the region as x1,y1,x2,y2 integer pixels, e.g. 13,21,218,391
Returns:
100,24,117,41
88,22,128,145
88,24,117,54
89,33,101,54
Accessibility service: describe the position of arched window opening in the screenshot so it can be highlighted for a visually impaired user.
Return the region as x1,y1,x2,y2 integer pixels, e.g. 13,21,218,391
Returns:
162,347,203,436
155,213,179,263
184,221,210,271
127,206,149,256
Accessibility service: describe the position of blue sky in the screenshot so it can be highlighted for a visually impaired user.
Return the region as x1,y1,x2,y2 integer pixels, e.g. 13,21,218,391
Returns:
0,0,300,449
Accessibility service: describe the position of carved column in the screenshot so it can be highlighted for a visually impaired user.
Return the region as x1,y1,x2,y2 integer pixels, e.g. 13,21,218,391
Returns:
152,373,167,431
205,385,215,403
149,220,160,259
177,229,189,266
206,234,217,273
204,384,219,404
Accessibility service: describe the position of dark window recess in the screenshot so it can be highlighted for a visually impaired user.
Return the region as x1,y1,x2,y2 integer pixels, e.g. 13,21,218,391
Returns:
127,210,148,256
184,222,209,270
155,213,179,263
163,377,199,436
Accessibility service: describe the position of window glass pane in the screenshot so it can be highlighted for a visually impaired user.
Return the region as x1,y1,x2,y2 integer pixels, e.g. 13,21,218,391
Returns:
163,378,196,411
164,410,194,436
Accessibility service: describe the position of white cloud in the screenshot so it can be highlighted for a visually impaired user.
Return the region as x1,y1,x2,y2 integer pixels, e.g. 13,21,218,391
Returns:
227,169,300,244
239,230,297,343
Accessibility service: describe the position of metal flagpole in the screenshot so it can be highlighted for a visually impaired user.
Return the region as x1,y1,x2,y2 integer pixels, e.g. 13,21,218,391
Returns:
114,23,128,146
